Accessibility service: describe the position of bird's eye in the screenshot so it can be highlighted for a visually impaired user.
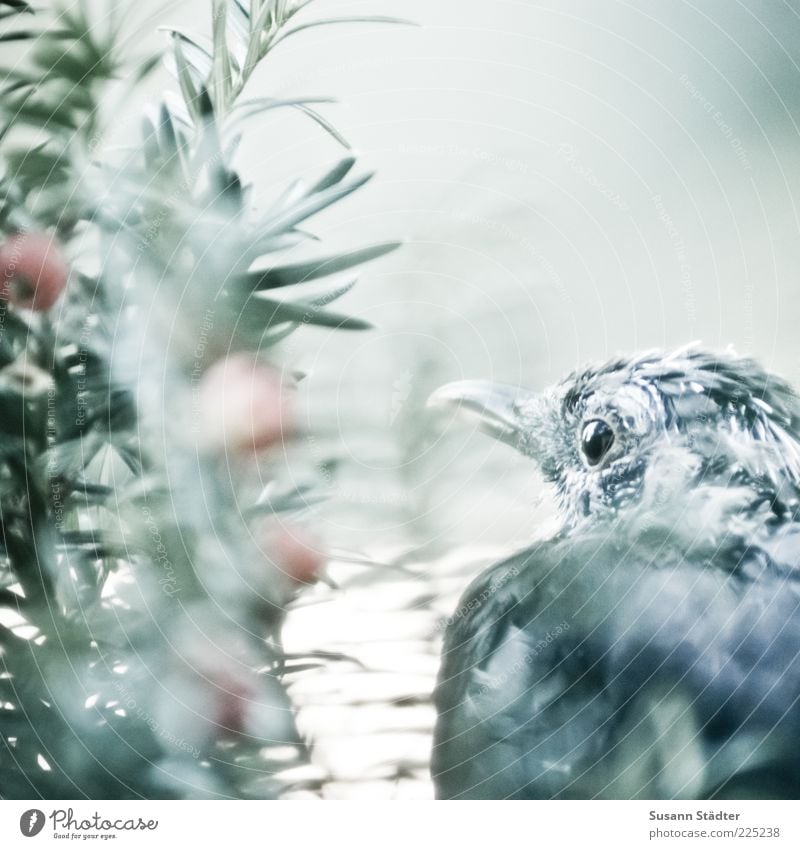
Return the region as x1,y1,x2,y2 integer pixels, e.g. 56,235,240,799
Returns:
580,419,615,467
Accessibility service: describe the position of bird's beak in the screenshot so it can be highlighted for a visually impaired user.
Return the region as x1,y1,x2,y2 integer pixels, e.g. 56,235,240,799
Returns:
427,380,534,451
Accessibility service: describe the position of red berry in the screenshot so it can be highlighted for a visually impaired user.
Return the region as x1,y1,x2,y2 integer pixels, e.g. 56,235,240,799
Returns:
0,231,69,311
267,523,326,586
212,674,252,734
155,630,260,747
199,354,294,453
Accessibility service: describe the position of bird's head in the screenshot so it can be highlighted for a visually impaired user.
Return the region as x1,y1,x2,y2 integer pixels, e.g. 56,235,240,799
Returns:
429,347,800,528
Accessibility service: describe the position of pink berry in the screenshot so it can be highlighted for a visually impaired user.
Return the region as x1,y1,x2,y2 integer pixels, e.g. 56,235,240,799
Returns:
155,629,260,746
0,231,69,311
199,354,294,453
211,671,253,735
271,524,326,586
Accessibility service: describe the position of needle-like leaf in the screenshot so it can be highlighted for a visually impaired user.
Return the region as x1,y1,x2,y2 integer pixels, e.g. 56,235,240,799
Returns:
244,242,399,291
246,295,372,330
159,28,213,82
211,0,232,114
258,172,373,240
309,156,356,193
290,103,350,148
172,33,201,122
271,15,417,49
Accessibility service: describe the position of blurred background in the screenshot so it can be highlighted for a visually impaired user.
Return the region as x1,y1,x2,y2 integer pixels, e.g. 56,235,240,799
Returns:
116,0,800,797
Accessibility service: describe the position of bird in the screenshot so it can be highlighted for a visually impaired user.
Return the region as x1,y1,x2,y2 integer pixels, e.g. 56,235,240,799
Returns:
428,345,800,799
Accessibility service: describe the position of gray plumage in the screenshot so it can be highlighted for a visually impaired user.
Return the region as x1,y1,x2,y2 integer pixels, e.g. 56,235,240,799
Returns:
429,346,800,799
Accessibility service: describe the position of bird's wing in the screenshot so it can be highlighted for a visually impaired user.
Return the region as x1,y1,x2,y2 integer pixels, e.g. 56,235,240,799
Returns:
432,544,624,799
433,528,800,799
